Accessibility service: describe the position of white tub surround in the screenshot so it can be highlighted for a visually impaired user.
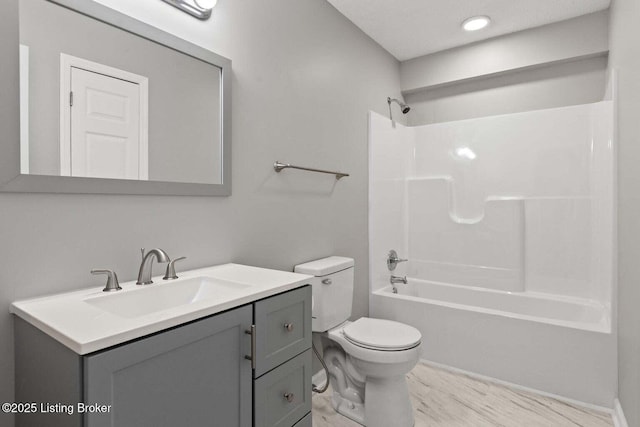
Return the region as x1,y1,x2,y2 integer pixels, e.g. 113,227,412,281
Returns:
10,264,312,354
368,101,616,406
370,102,614,302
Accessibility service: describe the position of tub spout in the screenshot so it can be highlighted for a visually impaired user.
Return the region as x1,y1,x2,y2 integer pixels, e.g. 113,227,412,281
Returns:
390,275,407,285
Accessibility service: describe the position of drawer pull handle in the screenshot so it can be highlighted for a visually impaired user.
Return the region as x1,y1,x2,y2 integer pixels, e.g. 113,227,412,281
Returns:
284,323,294,332
284,392,295,403
244,325,256,370
322,278,332,285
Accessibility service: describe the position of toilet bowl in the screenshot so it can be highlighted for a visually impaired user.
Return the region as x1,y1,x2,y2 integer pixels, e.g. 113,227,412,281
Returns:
294,256,421,427
324,318,421,426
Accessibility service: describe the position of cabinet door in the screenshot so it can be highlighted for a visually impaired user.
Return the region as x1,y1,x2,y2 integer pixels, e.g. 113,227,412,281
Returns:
254,286,312,377
84,306,253,427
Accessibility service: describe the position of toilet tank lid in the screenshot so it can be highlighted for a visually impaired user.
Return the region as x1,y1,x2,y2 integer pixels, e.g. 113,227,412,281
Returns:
294,256,354,276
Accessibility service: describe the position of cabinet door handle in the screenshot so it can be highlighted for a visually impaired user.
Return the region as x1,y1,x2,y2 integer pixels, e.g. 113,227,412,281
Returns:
283,392,295,403
244,325,256,369
283,323,294,332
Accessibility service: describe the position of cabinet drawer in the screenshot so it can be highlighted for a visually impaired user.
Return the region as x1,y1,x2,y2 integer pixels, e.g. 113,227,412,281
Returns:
254,349,312,427
293,412,312,427
254,286,312,376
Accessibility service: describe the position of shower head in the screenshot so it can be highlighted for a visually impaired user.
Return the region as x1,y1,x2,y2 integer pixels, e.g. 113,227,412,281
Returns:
387,97,411,121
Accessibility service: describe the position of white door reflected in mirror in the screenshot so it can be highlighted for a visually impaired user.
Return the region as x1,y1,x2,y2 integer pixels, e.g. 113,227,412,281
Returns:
60,54,149,180
67,66,148,180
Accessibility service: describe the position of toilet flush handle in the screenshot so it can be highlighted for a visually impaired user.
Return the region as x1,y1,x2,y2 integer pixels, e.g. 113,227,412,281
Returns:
321,278,332,285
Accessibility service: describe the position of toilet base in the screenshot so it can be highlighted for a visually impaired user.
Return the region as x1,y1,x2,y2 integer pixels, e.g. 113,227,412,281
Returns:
363,375,414,427
331,392,365,425
330,374,415,427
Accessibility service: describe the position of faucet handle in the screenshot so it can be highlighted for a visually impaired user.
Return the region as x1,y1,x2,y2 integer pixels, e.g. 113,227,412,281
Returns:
387,249,408,271
164,257,186,280
92,269,122,292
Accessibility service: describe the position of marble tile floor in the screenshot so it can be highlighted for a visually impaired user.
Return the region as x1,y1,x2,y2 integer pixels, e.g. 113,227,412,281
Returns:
312,362,613,427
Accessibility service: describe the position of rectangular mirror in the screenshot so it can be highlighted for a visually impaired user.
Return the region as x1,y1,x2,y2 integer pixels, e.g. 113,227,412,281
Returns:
1,0,231,196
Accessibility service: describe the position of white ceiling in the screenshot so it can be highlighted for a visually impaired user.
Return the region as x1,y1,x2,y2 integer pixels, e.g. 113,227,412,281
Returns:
327,0,611,61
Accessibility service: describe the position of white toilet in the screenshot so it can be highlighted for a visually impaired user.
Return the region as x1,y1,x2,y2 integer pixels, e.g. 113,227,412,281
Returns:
295,256,421,427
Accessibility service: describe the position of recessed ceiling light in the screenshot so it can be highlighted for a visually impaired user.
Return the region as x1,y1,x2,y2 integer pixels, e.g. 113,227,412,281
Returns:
462,16,491,32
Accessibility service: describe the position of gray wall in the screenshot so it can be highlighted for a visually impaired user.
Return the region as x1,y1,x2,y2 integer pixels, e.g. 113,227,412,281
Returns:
400,11,609,93
609,0,640,425
405,55,608,126
401,11,609,127
0,1,402,424
21,0,221,184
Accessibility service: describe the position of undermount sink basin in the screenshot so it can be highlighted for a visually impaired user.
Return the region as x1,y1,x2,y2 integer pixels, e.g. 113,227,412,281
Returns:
84,276,251,319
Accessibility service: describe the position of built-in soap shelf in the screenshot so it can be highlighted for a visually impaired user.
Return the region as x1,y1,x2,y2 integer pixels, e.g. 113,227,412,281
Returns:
406,176,593,293
407,176,590,225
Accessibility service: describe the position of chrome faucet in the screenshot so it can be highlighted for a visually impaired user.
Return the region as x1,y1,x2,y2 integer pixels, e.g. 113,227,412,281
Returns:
390,275,407,285
137,248,170,285
390,275,407,294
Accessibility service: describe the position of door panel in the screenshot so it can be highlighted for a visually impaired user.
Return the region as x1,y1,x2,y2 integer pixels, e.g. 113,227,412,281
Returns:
70,67,142,179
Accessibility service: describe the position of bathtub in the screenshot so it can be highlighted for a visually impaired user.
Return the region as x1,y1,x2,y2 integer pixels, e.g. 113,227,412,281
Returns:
378,279,609,333
370,278,616,407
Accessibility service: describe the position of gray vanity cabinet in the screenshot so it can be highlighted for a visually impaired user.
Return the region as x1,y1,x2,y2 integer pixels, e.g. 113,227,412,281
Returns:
14,285,312,427
84,305,253,427
253,286,312,427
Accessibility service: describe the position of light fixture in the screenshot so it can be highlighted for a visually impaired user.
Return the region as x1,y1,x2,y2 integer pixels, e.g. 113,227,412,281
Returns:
462,16,491,32
161,0,217,20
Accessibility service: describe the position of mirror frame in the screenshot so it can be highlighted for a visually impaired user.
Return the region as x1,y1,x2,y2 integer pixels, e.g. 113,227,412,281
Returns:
0,0,231,196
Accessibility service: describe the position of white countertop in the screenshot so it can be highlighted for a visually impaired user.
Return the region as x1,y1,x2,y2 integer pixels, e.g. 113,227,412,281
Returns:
10,263,313,355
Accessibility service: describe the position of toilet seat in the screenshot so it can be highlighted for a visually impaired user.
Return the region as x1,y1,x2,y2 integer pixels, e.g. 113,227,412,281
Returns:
343,318,421,351
327,319,422,365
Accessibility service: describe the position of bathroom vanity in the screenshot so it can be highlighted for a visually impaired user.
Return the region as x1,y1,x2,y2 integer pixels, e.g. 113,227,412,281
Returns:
11,264,313,427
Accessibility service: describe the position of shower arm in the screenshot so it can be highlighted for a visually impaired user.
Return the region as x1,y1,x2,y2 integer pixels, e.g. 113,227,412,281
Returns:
387,97,410,121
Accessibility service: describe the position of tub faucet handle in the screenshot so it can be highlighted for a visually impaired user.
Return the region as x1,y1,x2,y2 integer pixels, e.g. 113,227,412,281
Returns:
387,249,408,271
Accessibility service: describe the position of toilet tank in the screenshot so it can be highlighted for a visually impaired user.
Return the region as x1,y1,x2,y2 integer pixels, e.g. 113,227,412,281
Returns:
294,256,354,332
